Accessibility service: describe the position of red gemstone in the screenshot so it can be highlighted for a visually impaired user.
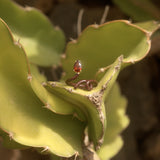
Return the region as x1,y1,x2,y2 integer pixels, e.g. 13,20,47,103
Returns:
73,60,82,73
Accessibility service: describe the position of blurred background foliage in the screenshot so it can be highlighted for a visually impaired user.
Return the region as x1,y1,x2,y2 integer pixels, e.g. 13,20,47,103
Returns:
0,0,160,160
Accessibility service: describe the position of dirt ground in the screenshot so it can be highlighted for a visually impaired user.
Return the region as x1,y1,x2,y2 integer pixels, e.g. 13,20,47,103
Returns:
0,0,160,160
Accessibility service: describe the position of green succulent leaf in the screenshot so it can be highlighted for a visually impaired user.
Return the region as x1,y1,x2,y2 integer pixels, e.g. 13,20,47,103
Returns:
44,55,123,149
59,19,160,151
113,0,160,21
44,81,105,148
0,0,65,66
60,19,159,159
135,21,160,33
0,130,27,149
0,18,84,157
98,136,123,160
97,83,129,160
29,65,75,115
62,20,151,81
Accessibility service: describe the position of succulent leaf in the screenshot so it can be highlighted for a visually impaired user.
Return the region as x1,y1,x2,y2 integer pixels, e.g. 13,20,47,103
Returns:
0,129,27,149
0,18,84,157
62,20,151,80
29,65,75,115
60,19,160,158
45,55,123,149
0,0,65,66
97,83,129,160
0,8,159,158
135,21,160,33
98,136,123,160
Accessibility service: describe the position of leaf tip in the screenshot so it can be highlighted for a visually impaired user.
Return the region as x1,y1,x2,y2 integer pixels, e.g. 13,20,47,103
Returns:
25,6,34,12
41,146,49,153
27,74,32,82
42,82,47,86
66,87,73,93
8,132,14,140
72,113,79,120
146,31,152,37
74,152,79,160
96,143,102,151
130,59,136,64
118,55,124,62
70,38,77,44
148,39,151,45
61,53,66,59
99,68,106,73
14,40,22,48
49,82,57,87
92,23,99,29
125,20,132,25
43,103,51,109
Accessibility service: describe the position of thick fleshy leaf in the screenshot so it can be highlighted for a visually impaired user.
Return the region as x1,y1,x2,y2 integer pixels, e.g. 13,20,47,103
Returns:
97,83,129,160
135,21,160,33
98,136,123,160
0,130,27,149
45,56,123,149
45,81,105,149
0,0,65,66
62,20,151,80
60,19,159,158
113,0,160,21
0,18,84,157
29,65,75,115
